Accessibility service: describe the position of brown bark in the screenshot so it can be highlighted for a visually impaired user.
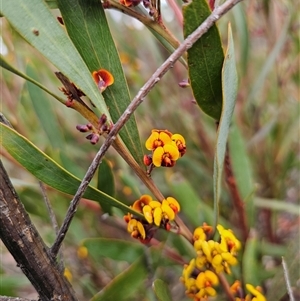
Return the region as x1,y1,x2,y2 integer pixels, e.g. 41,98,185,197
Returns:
0,160,78,301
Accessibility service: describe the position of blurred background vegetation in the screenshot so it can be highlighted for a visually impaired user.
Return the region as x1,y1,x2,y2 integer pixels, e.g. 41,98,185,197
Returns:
0,0,299,300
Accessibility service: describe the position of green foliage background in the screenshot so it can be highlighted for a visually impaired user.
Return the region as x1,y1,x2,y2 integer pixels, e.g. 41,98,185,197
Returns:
0,1,299,300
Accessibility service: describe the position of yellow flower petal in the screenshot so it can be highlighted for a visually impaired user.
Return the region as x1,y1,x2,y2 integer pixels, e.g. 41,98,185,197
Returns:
193,227,206,241
149,200,162,208
152,146,164,167
163,144,180,161
201,240,213,262
159,131,173,144
77,246,88,259
205,286,217,296
162,200,175,220
143,205,153,224
196,272,206,288
246,284,266,301
222,252,238,265
127,219,137,232
137,221,146,239
166,196,180,212
172,133,186,145
145,132,159,150
205,270,219,286
153,206,162,226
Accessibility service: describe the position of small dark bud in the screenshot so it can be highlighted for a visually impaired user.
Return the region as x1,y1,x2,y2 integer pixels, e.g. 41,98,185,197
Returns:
86,133,93,140
90,133,100,145
143,154,152,166
76,124,90,132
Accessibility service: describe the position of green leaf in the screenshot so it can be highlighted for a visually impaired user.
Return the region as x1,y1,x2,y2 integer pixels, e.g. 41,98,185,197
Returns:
183,0,224,120
57,0,144,167
242,231,260,286
0,0,110,117
229,120,255,226
97,158,115,214
0,123,142,217
254,197,300,215
26,64,65,149
213,23,238,227
83,238,144,264
153,279,172,301
0,54,65,104
90,257,148,301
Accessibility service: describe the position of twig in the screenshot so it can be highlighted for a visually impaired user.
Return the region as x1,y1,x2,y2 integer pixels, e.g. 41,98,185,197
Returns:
50,0,243,256
39,181,64,269
39,182,59,236
0,160,78,301
282,256,295,301
218,273,235,301
224,146,248,242
0,296,36,301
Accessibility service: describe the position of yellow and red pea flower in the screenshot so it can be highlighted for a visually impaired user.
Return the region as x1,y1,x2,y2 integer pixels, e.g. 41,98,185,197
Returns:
127,218,146,240
142,197,180,227
245,284,267,301
144,129,186,170
92,69,114,93
195,270,219,299
217,224,241,254
145,129,173,151
124,195,180,242
172,133,186,157
152,144,179,167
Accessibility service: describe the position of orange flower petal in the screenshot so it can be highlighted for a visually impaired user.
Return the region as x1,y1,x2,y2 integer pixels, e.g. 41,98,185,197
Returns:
92,69,114,92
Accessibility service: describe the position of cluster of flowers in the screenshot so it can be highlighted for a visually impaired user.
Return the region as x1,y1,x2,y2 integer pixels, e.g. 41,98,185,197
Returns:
124,194,180,243
181,224,266,301
144,129,186,171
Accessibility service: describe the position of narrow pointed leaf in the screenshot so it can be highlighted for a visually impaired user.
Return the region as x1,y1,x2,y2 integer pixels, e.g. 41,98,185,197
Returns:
90,257,148,301
57,0,144,167
0,123,142,217
0,0,110,117
153,279,172,301
243,231,260,286
97,158,115,214
183,0,224,120
213,24,238,227
229,120,255,226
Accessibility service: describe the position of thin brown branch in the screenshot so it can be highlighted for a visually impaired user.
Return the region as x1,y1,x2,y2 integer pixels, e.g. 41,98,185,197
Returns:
39,181,65,269
50,0,243,255
0,296,36,301
0,160,78,301
218,273,235,301
224,146,249,242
